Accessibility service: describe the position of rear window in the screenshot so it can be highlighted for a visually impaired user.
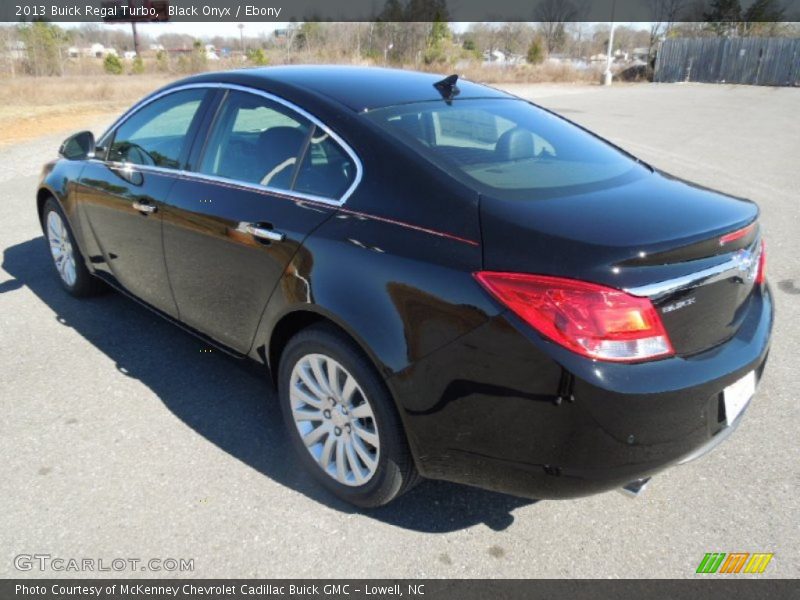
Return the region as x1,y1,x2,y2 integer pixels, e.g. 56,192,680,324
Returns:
364,98,644,199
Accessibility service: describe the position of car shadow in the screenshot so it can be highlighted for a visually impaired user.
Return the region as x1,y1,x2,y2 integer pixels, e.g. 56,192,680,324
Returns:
2,237,536,532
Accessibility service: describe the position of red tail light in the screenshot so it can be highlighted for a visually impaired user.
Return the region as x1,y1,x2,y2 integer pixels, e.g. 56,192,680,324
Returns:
474,272,674,362
756,239,766,285
719,222,756,246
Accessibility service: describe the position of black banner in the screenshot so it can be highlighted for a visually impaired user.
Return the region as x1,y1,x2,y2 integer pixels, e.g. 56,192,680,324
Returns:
2,580,799,600
3,0,800,23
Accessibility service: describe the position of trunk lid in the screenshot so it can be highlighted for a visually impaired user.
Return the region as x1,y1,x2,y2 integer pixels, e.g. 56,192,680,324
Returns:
479,171,761,356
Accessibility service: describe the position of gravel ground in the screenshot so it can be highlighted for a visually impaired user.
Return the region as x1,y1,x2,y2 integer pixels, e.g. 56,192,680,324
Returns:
1,82,798,579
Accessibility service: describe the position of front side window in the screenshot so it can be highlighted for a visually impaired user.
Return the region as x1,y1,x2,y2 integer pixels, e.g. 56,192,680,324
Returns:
365,98,645,199
108,89,207,169
198,90,357,200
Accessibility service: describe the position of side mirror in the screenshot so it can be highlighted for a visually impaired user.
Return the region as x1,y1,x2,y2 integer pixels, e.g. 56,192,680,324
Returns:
59,131,95,160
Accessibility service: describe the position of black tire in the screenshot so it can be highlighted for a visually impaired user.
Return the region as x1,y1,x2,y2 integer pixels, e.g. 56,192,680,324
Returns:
41,197,105,297
278,323,419,507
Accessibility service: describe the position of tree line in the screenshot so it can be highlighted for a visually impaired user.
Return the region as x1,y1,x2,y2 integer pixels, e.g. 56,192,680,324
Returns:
1,0,796,78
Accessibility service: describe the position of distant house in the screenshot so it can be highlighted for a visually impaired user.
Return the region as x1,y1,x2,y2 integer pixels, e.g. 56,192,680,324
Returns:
5,40,26,60
205,44,220,60
66,44,118,59
77,43,117,58
482,49,525,66
483,49,506,63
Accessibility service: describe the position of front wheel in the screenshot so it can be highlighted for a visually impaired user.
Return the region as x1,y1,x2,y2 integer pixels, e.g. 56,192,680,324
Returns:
42,198,104,297
278,324,419,507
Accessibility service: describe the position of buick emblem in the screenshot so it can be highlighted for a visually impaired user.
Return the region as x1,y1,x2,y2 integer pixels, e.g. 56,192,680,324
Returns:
734,248,758,282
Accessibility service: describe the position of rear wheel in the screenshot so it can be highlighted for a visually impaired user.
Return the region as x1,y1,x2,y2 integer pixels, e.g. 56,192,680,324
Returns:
42,198,104,297
278,323,419,507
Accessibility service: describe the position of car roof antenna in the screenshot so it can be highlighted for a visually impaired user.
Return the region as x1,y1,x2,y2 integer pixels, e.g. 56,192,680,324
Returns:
433,74,460,104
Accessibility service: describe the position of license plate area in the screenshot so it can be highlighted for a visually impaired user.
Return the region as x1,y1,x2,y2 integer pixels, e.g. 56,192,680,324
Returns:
723,370,756,425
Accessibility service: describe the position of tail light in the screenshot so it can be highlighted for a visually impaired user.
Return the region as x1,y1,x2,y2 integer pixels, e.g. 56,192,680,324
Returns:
719,222,756,246
756,239,766,285
474,272,674,363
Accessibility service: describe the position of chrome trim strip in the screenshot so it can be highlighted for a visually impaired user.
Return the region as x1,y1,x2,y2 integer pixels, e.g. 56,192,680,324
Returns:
95,82,363,207
101,160,354,208
625,240,761,299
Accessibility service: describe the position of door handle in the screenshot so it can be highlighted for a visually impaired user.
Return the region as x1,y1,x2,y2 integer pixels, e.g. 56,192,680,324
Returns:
245,223,285,242
132,200,157,215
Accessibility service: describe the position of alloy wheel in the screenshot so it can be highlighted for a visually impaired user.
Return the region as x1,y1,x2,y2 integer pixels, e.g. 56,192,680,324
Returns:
289,353,380,486
46,211,77,287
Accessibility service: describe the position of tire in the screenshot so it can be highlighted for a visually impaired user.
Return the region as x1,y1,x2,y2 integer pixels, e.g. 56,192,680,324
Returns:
278,323,419,507
41,197,105,297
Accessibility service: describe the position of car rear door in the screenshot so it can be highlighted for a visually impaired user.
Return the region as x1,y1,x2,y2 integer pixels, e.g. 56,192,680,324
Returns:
76,87,213,317
161,87,359,353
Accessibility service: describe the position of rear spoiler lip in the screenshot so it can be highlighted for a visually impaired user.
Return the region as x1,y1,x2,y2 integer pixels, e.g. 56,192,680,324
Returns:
624,237,762,300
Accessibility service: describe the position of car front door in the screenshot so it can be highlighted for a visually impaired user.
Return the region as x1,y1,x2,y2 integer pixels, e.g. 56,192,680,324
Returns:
162,87,359,353
76,88,213,317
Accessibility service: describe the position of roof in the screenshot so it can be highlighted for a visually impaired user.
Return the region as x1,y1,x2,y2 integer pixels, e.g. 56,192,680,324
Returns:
179,65,513,112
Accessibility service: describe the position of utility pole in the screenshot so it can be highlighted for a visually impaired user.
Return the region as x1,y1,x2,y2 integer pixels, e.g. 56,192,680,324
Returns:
603,0,616,86
238,23,245,55
131,21,140,56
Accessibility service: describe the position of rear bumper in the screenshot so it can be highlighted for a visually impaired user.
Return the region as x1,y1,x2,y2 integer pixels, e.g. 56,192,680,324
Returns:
389,285,773,499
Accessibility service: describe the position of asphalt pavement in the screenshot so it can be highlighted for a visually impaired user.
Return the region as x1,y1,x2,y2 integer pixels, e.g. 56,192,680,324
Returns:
1,82,798,578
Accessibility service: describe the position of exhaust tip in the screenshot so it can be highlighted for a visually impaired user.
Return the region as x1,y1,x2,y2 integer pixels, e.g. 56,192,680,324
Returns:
618,477,651,498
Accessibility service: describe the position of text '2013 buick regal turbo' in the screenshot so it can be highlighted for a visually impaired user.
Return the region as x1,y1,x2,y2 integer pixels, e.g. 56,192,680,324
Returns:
37,66,772,507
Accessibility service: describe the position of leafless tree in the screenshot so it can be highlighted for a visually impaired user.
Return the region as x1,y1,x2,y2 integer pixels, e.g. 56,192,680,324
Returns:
646,0,688,59
534,0,585,54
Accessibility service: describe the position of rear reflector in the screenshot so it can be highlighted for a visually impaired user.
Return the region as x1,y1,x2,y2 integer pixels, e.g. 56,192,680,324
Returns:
719,222,756,246
474,272,674,362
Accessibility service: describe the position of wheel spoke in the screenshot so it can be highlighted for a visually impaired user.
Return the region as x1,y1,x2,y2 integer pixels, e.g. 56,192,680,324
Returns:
350,402,373,419
65,257,76,285
48,216,60,241
319,434,335,469
291,383,324,410
353,424,378,448
302,424,328,447
293,407,323,421
352,434,377,471
341,373,357,404
345,441,365,484
297,364,327,401
335,438,347,482
310,356,333,397
326,359,341,397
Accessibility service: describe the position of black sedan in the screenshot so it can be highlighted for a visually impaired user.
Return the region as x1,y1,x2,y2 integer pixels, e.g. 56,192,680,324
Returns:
37,66,772,507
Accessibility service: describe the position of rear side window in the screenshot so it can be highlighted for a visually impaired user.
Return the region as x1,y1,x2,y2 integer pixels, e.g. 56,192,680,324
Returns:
293,129,357,199
197,90,356,200
366,98,642,199
199,90,311,190
108,89,206,169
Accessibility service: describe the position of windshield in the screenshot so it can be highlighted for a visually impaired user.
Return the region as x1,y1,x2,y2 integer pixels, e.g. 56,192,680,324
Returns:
364,98,645,199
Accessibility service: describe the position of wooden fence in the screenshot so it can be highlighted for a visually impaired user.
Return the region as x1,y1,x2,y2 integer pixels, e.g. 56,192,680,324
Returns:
654,37,800,86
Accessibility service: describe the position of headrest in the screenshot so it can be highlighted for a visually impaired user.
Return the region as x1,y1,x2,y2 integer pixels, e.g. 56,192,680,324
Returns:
496,127,535,161
258,126,306,156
